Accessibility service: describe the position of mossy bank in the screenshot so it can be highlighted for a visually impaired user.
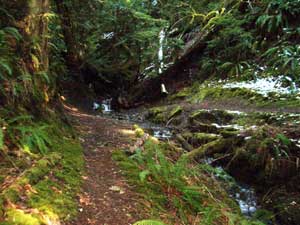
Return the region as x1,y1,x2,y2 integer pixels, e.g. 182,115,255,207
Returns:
0,112,84,225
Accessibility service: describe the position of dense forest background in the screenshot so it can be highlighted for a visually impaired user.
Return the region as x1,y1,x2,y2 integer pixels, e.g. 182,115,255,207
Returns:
0,0,300,224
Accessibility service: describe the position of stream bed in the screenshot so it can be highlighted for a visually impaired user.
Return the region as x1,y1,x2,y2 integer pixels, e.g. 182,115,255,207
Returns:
96,101,262,220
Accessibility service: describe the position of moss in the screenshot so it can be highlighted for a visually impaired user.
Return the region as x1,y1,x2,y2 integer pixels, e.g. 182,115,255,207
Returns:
6,208,41,225
146,106,168,123
2,188,20,203
188,86,264,103
147,105,184,124
189,121,219,133
23,138,83,222
135,128,145,138
194,132,219,142
169,88,191,100
168,106,182,119
190,110,218,124
0,122,83,224
183,83,300,110
220,129,239,138
189,109,234,125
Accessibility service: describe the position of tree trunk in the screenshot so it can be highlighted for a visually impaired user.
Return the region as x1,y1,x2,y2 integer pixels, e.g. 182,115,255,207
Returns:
28,0,50,72
0,0,51,108
54,0,82,78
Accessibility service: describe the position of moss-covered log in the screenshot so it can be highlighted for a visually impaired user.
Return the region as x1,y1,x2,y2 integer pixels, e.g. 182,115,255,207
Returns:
185,137,243,161
175,134,193,152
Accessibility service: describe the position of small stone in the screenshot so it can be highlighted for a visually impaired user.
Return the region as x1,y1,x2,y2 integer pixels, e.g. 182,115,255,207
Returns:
290,201,297,206
109,185,121,192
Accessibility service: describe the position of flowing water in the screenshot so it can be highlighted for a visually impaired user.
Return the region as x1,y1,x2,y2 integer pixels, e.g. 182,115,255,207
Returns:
102,98,112,113
158,29,165,74
97,100,259,218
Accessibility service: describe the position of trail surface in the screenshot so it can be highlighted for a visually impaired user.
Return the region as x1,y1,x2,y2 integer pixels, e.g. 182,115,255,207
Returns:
66,105,142,225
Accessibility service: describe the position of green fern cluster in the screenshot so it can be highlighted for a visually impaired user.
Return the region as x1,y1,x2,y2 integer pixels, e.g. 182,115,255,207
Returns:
1,113,53,158
0,24,52,106
113,139,264,225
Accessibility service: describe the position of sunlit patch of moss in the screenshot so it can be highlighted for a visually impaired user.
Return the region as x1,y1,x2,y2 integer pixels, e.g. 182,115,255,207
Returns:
6,208,41,225
189,86,265,104
258,98,300,108
178,82,300,109
27,178,77,221
169,88,191,100
134,125,145,138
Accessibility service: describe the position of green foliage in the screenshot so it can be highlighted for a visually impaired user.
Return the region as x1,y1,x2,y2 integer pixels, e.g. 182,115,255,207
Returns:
276,133,291,146
6,209,40,225
113,139,263,224
133,220,167,225
0,129,3,150
256,0,300,34
14,123,52,155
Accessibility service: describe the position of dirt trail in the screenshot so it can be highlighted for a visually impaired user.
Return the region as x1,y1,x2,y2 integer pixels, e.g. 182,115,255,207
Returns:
65,105,142,225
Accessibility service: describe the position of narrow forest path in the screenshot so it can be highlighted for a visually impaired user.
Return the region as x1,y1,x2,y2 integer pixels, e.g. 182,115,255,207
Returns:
65,105,142,225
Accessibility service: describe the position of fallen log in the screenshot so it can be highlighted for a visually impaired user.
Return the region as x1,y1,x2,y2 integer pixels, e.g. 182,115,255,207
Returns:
184,137,244,161
175,134,193,152
129,30,213,104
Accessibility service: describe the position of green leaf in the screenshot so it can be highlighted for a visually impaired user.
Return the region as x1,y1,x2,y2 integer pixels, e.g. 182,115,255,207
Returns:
139,170,150,182
276,134,291,146
133,220,167,225
0,60,12,76
3,27,22,41
0,129,4,150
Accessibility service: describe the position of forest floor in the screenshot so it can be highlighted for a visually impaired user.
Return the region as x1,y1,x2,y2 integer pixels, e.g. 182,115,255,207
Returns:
65,105,142,225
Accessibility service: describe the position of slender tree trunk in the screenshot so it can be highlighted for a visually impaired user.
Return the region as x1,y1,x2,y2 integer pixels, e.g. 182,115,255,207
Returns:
53,0,82,78
28,0,50,72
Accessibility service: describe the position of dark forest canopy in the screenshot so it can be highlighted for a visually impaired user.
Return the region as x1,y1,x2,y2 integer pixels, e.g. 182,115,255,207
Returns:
1,0,300,103
0,0,300,224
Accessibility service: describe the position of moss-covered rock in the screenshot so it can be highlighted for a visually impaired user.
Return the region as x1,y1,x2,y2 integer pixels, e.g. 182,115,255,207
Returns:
146,105,184,124
146,106,168,123
182,132,220,147
189,109,234,125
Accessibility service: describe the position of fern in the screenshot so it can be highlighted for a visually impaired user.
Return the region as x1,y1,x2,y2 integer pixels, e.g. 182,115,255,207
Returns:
0,60,12,77
14,124,52,155
3,27,22,41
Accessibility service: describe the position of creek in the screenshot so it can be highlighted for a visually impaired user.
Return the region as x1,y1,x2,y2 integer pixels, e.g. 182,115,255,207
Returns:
97,99,262,221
